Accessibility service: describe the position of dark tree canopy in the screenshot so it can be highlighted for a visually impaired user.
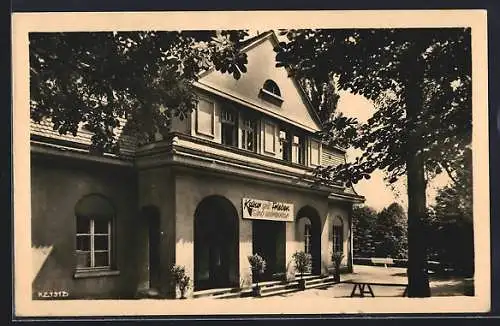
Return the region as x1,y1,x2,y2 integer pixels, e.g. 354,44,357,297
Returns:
275,28,472,297
30,30,249,153
275,28,471,186
374,203,408,259
352,205,377,258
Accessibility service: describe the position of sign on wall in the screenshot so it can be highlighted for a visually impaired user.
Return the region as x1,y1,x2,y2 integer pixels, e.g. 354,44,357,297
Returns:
242,198,294,222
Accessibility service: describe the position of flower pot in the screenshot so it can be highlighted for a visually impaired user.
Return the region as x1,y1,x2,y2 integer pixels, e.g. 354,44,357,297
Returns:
298,278,306,290
252,285,262,297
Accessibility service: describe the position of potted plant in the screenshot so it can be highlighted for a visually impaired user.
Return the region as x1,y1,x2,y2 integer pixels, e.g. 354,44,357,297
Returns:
171,265,191,299
248,253,266,297
292,251,312,290
331,252,344,282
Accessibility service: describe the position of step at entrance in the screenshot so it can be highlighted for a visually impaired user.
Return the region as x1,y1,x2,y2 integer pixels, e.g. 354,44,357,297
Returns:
197,274,339,299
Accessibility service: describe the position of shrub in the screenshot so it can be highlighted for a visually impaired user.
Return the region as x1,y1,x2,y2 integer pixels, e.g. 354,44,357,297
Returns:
248,253,266,287
171,265,191,299
331,252,344,281
292,251,312,280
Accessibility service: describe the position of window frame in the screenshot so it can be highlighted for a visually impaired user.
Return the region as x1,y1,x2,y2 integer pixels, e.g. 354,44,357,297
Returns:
333,217,344,255
73,194,119,279
240,115,257,152
304,223,312,255
292,134,306,165
263,121,276,154
221,107,237,147
195,98,216,138
263,79,281,97
309,139,321,167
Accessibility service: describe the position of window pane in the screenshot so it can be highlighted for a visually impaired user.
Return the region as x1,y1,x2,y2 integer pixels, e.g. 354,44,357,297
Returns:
310,141,320,166
222,124,235,146
94,235,109,251
264,123,275,152
94,251,110,267
197,99,214,135
76,235,90,251
76,217,90,234
94,220,109,234
76,251,91,268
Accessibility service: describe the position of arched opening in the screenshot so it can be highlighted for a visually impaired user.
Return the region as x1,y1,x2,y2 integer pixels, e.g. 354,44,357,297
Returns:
296,206,322,275
332,216,344,257
194,195,239,290
263,79,281,97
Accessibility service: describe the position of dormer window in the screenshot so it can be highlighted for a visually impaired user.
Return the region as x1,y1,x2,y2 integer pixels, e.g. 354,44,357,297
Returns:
259,79,284,106
263,80,281,97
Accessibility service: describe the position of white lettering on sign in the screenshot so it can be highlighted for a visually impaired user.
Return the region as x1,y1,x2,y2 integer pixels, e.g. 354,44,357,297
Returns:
242,198,294,222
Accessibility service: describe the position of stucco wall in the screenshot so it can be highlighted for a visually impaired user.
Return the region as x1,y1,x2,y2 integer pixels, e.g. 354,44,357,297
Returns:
173,167,333,289
31,155,139,299
137,166,176,297
327,202,352,269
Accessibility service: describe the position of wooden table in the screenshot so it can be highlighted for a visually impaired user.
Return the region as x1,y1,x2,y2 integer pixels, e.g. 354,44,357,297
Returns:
344,281,408,298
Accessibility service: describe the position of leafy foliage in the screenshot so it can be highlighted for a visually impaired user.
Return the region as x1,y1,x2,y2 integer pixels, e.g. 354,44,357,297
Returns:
30,30,249,154
373,203,408,259
248,253,266,286
292,251,312,279
353,203,408,259
170,265,191,298
275,28,472,297
352,205,377,257
424,147,473,276
275,28,471,186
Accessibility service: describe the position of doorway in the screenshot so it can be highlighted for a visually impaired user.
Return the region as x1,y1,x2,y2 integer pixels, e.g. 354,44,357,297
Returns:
252,220,286,282
194,196,239,290
142,206,161,291
296,206,322,275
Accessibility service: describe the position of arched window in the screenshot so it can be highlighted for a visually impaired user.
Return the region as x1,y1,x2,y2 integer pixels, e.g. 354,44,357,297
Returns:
263,79,281,97
75,194,115,271
304,220,312,254
333,216,344,255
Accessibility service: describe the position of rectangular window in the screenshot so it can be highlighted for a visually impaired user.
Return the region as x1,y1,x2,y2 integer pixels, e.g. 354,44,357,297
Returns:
76,217,112,270
292,135,305,165
264,122,276,154
310,139,321,166
221,108,237,146
279,129,291,161
333,225,343,254
196,98,215,137
241,117,257,152
304,224,312,254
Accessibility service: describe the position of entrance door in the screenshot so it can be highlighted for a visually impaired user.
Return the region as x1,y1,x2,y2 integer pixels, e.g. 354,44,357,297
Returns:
252,220,285,282
143,206,161,290
194,196,239,291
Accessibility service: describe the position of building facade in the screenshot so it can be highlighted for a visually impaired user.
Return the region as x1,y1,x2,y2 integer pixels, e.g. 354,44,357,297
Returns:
30,31,364,299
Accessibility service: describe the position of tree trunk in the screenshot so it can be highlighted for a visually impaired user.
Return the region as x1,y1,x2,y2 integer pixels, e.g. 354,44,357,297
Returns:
406,151,431,297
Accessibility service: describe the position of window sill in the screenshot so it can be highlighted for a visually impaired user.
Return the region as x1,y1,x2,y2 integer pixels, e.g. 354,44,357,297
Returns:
259,88,284,106
74,269,120,279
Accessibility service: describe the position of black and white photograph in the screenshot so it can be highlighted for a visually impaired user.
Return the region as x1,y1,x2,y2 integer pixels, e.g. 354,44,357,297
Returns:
12,10,490,316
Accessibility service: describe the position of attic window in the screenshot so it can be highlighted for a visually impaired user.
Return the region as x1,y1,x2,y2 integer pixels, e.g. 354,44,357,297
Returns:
259,79,284,106
263,80,281,97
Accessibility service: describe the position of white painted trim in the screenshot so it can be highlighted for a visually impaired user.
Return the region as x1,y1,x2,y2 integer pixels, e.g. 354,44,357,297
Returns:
195,97,215,138
194,80,321,133
263,121,276,155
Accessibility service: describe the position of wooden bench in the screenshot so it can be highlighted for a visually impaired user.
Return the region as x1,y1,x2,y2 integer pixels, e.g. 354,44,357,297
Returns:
371,257,395,268
343,281,408,298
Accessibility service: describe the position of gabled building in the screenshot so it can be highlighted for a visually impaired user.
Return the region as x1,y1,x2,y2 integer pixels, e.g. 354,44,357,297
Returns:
30,30,364,299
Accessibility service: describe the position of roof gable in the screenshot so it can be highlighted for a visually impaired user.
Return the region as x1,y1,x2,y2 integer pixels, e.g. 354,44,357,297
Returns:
196,31,322,132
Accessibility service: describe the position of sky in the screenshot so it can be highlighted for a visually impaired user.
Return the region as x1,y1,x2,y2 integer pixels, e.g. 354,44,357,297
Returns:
336,92,451,212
